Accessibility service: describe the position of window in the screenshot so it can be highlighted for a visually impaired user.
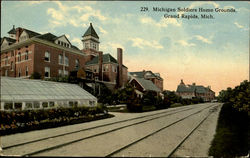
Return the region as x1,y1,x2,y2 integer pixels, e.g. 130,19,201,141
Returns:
45,67,50,78
25,66,28,76
64,70,68,76
85,43,89,49
18,52,21,62
45,51,50,62
58,41,61,45
49,102,55,107
42,102,48,108
89,101,95,106
18,68,21,77
34,102,40,108
93,43,97,50
58,69,63,76
5,70,8,76
11,61,14,71
69,101,74,107
14,103,22,110
59,55,63,64
65,56,69,66
75,59,79,69
112,65,117,73
5,56,8,65
25,51,29,60
95,76,98,80
11,51,14,57
4,102,13,110
25,102,33,109
103,65,108,72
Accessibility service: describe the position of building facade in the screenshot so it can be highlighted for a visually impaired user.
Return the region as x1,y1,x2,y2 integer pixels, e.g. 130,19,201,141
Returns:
176,79,215,102
1,23,128,88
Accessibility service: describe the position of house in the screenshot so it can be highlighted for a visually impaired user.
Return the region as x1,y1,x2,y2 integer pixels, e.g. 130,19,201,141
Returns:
129,77,161,98
0,23,128,88
129,70,163,91
176,79,215,102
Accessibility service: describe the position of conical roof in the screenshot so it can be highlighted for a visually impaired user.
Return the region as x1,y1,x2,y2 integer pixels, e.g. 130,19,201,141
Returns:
82,23,99,39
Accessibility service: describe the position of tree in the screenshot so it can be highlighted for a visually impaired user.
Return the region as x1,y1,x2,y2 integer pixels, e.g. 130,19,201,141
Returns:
30,72,41,79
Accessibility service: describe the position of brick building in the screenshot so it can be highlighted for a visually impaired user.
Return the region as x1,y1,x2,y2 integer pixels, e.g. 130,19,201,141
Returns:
176,79,215,102
1,23,127,88
129,70,164,91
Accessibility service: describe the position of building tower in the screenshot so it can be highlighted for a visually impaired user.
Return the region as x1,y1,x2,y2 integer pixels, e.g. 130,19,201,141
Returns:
82,23,100,56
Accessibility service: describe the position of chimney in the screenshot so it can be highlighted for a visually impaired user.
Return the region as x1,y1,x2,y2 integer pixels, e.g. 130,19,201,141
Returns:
117,48,123,87
16,27,23,43
98,51,103,81
180,79,185,85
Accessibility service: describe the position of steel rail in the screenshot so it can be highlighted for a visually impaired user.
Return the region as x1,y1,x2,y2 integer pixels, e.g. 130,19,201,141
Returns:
105,104,218,157
21,106,198,156
166,106,219,157
3,105,192,150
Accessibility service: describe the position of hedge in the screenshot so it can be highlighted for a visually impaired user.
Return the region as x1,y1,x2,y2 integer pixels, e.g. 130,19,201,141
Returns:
0,105,112,136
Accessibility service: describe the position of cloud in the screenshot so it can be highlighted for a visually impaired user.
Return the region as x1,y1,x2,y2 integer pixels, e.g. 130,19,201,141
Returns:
46,1,107,28
27,1,46,5
234,22,247,30
97,26,108,35
176,40,196,47
195,35,212,44
47,8,64,21
71,37,82,48
129,37,163,49
140,16,181,27
189,1,219,9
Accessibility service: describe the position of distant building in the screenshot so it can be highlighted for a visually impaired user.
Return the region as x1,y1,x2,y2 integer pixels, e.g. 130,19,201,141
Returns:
176,79,215,102
1,23,127,88
129,70,163,91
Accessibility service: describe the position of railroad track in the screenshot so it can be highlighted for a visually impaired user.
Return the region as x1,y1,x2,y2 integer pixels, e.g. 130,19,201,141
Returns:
105,104,219,157
2,105,197,156
166,106,219,157
2,103,219,157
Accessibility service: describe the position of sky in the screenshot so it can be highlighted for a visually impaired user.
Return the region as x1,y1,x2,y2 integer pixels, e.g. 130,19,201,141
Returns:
1,1,249,95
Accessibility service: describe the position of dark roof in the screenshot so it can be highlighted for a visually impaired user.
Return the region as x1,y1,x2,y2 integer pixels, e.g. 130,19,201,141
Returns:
86,54,118,65
23,29,41,38
36,33,57,42
176,84,210,94
130,71,163,80
4,37,16,43
132,77,161,92
71,45,80,50
86,53,127,68
82,23,99,39
8,26,16,34
35,33,80,51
